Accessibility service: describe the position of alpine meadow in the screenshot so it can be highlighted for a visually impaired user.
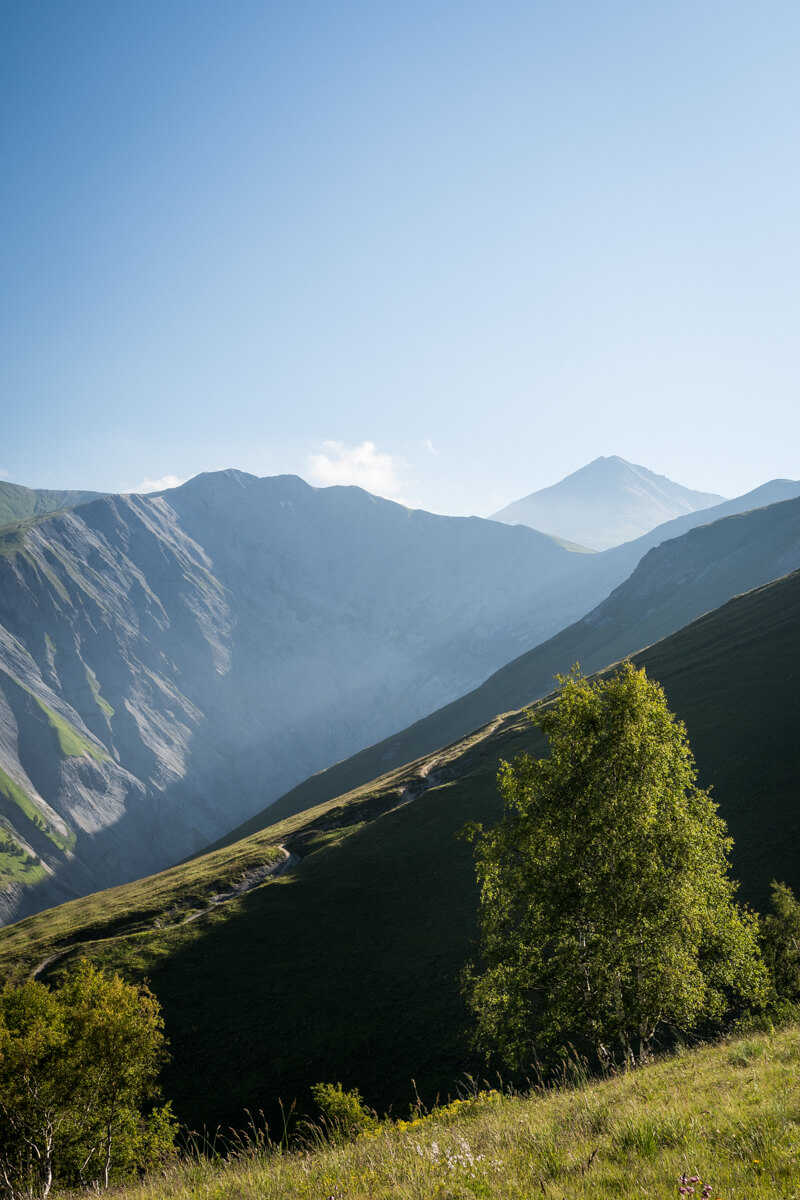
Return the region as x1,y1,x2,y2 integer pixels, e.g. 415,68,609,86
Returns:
4,4,800,1198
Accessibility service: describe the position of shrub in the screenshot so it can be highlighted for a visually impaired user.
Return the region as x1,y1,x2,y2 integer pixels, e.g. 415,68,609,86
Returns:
310,1082,377,1143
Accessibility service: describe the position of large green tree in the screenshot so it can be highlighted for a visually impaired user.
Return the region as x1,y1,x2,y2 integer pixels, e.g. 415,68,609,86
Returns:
0,963,174,1199
464,663,767,1070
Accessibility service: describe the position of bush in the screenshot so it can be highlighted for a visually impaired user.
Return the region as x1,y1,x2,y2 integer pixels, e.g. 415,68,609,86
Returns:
310,1082,377,1142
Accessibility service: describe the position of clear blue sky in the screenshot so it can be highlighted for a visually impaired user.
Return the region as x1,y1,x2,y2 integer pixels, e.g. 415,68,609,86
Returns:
2,1,799,514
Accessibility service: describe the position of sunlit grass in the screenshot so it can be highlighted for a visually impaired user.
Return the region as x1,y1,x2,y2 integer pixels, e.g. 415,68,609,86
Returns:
64,1024,800,1200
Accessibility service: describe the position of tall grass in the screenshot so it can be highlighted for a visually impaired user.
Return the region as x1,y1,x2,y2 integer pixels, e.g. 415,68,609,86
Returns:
63,1024,800,1200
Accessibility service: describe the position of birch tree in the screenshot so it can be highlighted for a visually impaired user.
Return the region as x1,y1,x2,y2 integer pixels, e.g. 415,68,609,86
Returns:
0,964,174,1198
464,664,767,1070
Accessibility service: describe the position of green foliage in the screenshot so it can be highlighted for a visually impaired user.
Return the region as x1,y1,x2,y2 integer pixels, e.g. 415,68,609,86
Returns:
310,1082,377,1142
761,881,800,1005
0,964,175,1198
464,663,768,1072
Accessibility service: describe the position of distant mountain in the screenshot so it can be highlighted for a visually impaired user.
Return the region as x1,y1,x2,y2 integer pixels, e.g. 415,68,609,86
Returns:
0,469,624,922
247,491,800,826
491,456,724,550
5,568,797,1131
0,481,106,528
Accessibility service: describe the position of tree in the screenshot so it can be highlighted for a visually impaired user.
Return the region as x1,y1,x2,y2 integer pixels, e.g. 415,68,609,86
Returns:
761,881,800,1007
0,964,175,1199
463,663,767,1071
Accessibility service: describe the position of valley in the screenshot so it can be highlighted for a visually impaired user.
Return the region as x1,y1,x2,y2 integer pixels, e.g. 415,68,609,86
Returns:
2,564,797,1131
1,466,797,923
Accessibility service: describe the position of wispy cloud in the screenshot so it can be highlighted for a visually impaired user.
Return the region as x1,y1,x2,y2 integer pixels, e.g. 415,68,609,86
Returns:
0,468,9,480
422,438,439,456
127,474,187,494
307,440,407,500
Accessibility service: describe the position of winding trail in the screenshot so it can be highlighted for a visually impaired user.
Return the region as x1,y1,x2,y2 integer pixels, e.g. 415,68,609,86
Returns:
29,717,506,982
179,846,300,925
31,844,298,979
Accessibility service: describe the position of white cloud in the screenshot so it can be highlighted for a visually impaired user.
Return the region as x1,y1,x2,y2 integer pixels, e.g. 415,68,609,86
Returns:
306,441,407,500
127,474,187,494
422,438,439,456
0,469,9,480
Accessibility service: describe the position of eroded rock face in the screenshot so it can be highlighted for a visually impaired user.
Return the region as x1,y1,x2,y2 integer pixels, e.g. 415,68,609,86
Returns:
0,471,622,921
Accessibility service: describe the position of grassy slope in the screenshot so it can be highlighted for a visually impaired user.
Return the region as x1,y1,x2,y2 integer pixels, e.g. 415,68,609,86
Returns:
99,1023,800,1200
230,493,800,830
0,482,104,528
0,570,798,1133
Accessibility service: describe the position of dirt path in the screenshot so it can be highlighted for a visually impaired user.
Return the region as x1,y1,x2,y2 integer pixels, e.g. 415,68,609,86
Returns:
31,844,298,978
394,717,505,809
179,846,299,925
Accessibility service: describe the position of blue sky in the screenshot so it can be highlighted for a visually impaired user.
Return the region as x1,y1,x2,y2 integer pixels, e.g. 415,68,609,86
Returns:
2,1,799,515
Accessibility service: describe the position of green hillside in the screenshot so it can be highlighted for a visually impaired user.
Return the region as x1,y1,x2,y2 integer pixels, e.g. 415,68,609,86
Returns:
234,492,800,830
0,570,797,1133
0,481,104,528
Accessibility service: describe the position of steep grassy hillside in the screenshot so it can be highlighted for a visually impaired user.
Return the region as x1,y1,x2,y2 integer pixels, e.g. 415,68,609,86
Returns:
0,570,796,1134
236,492,800,827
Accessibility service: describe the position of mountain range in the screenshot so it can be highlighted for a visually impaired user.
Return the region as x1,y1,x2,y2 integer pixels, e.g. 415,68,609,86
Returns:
0,460,797,926
0,469,607,920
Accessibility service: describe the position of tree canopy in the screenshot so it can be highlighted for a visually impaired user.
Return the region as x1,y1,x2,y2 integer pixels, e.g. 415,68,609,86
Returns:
0,963,174,1199
464,663,767,1070
761,881,800,1008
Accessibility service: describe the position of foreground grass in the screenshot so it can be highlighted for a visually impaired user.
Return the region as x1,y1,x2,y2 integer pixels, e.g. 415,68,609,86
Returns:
88,1025,800,1200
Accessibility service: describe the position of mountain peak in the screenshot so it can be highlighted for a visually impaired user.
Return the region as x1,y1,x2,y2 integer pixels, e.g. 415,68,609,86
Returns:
491,458,725,550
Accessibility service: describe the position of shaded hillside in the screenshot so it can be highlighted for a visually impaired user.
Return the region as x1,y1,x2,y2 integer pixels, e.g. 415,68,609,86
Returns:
603,476,800,569
0,481,106,527
2,569,797,1131
491,456,723,549
0,469,618,921
237,492,800,827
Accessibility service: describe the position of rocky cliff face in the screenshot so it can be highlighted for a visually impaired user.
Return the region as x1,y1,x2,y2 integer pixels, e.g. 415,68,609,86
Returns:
0,470,628,922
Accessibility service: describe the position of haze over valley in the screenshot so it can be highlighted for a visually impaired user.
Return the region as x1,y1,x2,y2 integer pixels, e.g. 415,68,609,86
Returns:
0,457,797,927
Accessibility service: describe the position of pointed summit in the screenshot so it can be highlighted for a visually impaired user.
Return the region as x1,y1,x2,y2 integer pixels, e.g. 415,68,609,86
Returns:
491,457,725,550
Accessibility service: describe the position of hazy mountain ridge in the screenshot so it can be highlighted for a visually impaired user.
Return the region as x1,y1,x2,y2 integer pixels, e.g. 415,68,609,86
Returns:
601,476,800,572
492,455,725,549
0,469,627,922
247,491,800,828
